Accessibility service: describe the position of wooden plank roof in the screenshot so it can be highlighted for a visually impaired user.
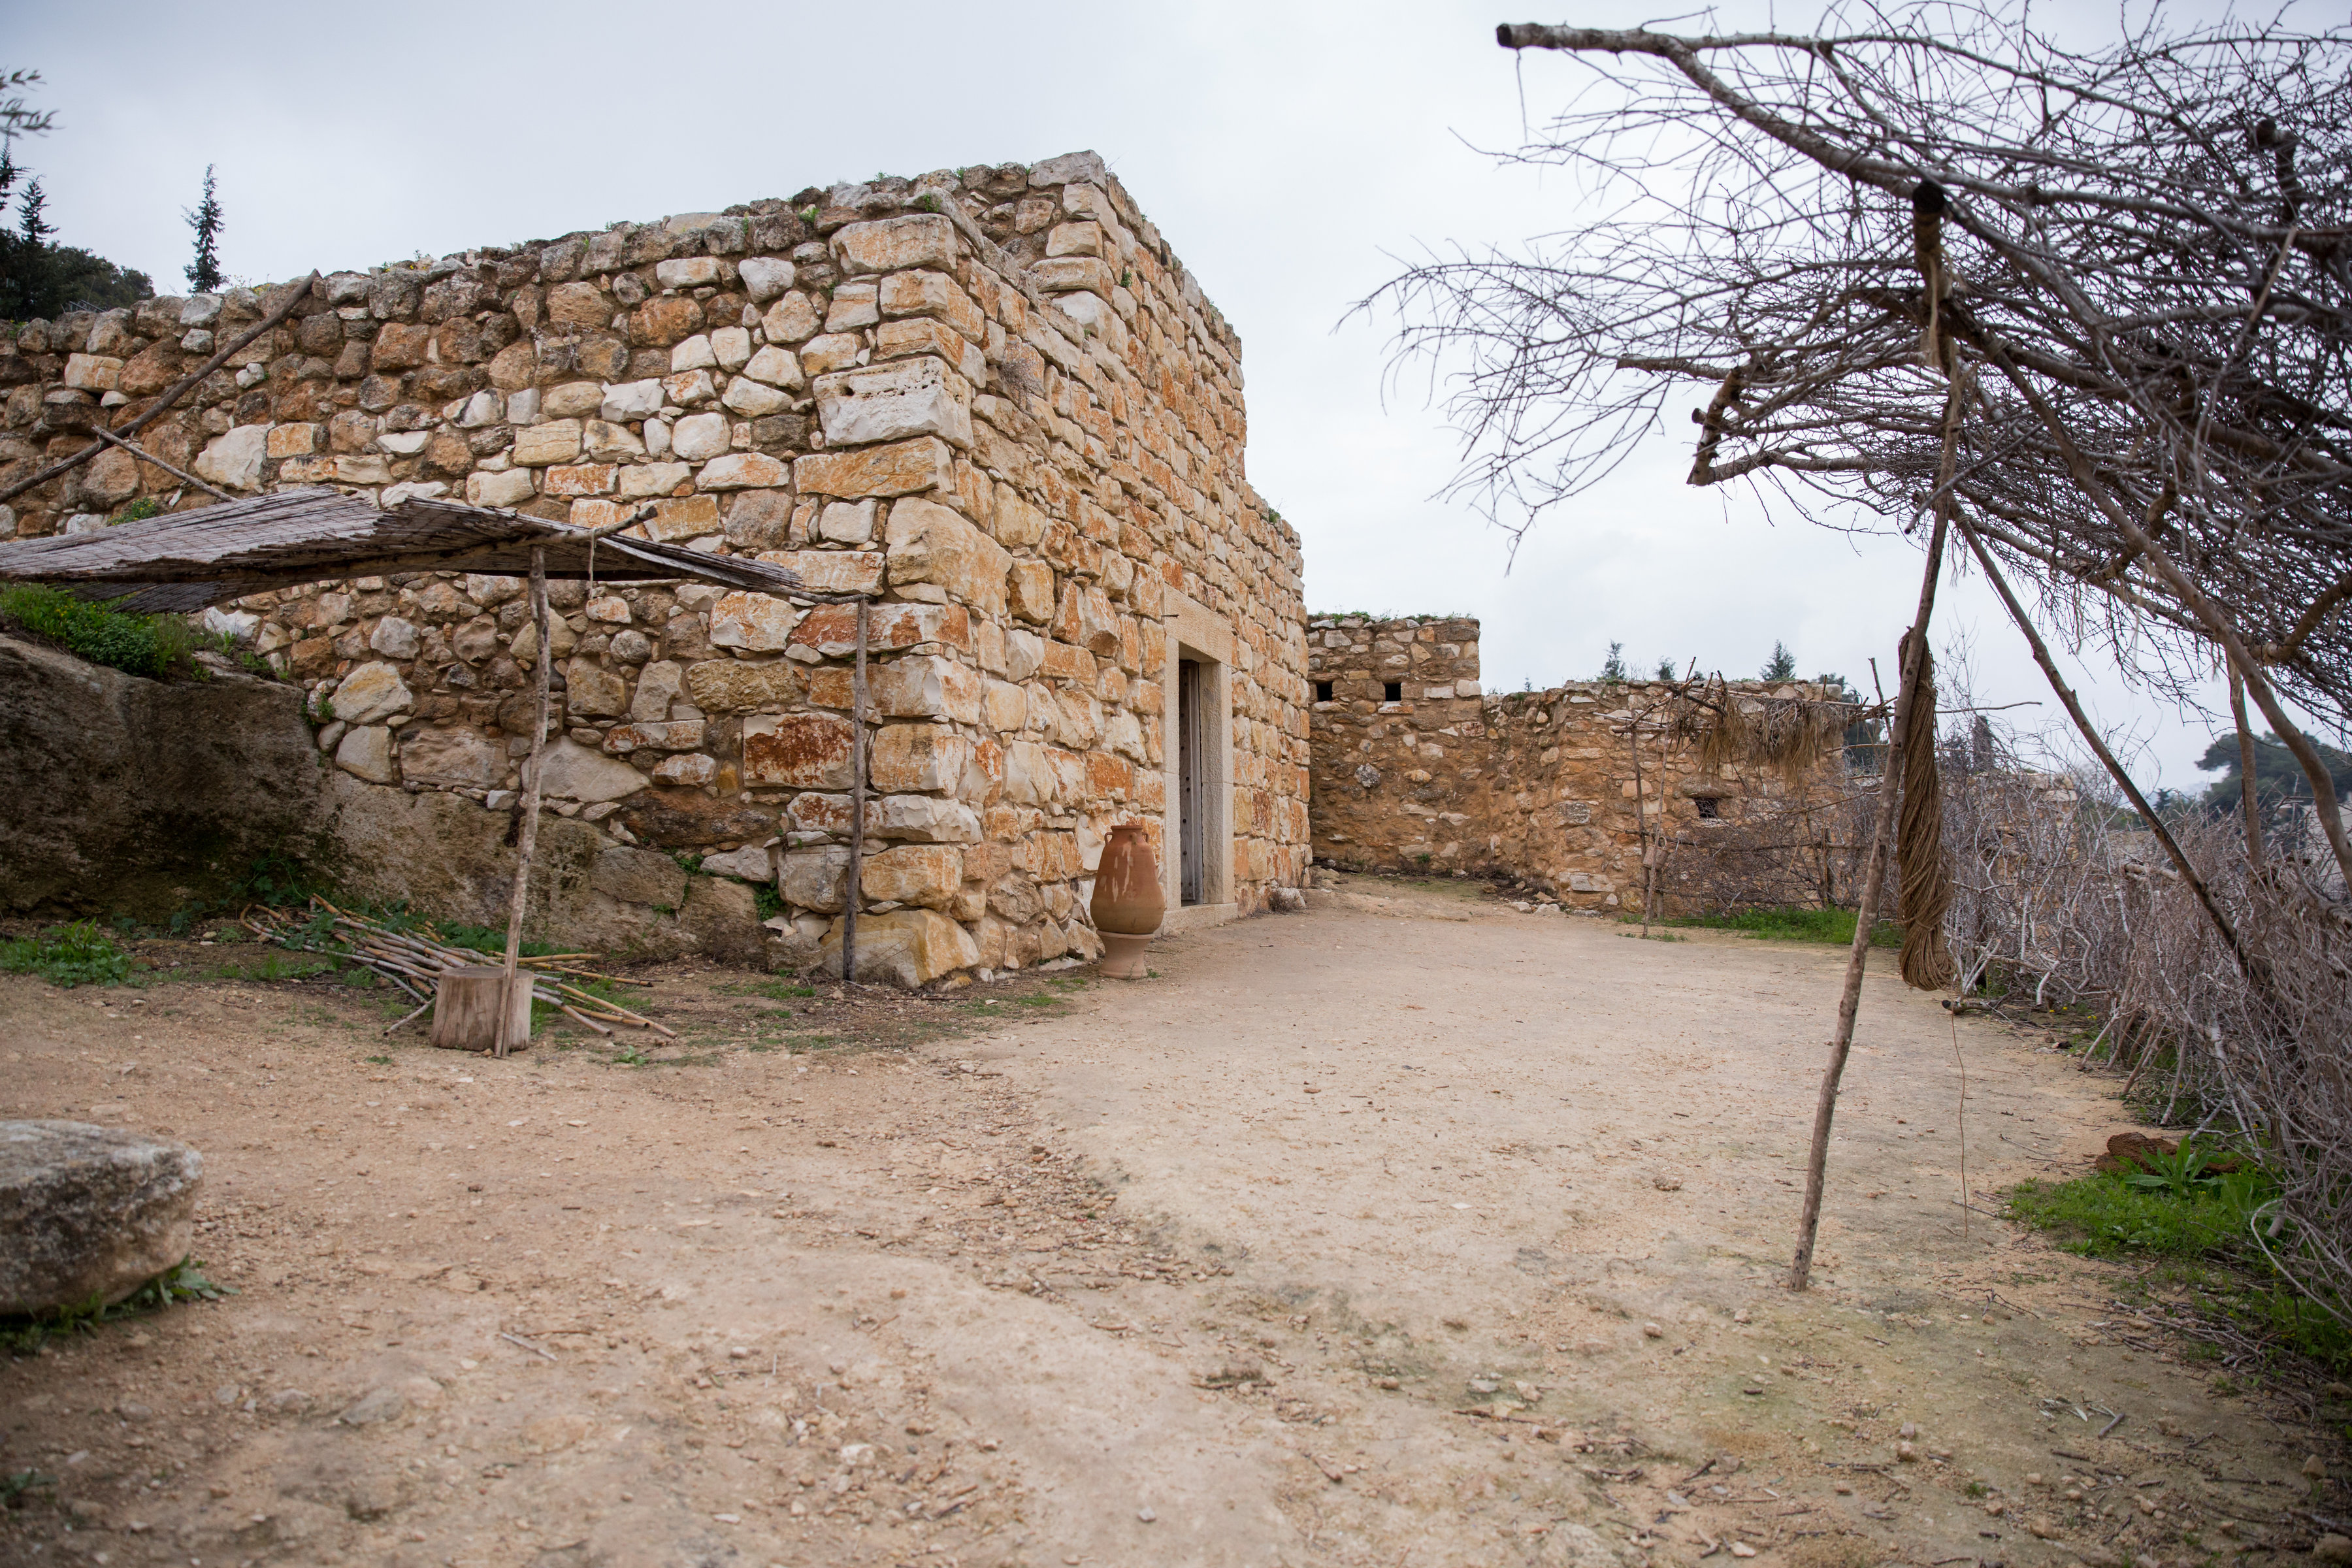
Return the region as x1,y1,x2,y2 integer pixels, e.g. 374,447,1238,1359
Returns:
0,489,816,610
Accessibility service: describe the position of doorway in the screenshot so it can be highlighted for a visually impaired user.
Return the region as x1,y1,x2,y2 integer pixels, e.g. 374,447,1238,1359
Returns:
1179,658,1205,905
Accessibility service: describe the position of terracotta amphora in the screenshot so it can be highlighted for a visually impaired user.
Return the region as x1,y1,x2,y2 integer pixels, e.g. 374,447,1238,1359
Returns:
1090,823,1165,979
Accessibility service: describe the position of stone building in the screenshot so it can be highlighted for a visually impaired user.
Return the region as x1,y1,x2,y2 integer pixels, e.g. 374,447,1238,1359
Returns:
1308,615,1853,909
0,152,1310,985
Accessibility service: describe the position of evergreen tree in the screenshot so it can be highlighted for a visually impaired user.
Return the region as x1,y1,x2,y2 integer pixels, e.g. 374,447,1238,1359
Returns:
1600,641,1629,681
1761,640,1797,680
16,174,52,244
1655,656,1679,681
184,165,223,293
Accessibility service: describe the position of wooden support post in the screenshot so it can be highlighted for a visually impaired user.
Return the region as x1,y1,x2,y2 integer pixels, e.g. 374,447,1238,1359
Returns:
844,596,868,987
495,547,551,1057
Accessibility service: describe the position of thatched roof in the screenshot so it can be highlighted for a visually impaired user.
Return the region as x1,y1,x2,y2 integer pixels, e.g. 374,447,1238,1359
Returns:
0,489,814,612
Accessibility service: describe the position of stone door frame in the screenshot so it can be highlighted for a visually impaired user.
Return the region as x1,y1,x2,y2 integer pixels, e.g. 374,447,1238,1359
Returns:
1159,587,1234,931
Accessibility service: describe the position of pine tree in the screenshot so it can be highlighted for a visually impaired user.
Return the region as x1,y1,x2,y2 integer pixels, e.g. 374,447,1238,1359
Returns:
1761,640,1797,680
1655,656,1678,681
1600,641,1629,682
17,175,52,244
184,165,223,293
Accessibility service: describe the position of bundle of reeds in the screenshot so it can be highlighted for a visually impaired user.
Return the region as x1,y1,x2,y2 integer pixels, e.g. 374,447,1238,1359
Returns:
1672,678,1857,786
241,898,675,1041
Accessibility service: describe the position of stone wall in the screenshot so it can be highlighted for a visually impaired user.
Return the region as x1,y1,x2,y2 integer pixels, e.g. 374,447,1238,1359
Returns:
0,152,1310,985
1309,615,1848,911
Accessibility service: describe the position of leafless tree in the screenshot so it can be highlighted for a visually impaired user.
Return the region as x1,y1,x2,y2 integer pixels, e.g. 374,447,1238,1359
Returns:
1364,4,2351,1292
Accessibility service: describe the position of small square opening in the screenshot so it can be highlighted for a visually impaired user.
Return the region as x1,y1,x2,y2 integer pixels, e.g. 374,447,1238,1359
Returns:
1383,681,1402,702
1314,680,1333,703
1694,796,1722,819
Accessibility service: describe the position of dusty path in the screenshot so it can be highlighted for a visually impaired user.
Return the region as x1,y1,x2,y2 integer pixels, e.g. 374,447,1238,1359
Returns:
1,876,2333,1568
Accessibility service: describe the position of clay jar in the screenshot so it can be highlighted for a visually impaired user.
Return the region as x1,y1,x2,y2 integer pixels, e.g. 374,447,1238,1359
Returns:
1089,823,1165,979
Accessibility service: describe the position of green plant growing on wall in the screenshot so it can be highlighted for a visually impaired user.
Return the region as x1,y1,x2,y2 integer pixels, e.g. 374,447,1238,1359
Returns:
0,584,204,681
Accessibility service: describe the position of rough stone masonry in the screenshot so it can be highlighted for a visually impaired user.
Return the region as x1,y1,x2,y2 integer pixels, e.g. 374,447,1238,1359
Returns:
1308,615,1850,909
0,153,1310,987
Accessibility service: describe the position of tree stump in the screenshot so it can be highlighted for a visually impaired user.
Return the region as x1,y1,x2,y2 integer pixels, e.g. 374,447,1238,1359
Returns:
430,966,532,1053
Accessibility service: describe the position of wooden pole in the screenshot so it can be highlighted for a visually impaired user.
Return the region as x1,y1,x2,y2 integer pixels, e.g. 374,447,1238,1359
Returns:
495,546,551,1056
844,596,868,987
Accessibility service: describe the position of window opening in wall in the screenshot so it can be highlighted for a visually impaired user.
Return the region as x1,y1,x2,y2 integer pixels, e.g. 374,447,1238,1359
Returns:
1179,658,1206,905
1694,796,1722,819
1383,681,1402,702
1315,680,1333,704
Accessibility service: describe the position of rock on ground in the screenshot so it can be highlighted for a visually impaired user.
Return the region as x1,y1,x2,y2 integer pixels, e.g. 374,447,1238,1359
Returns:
0,1120,202,1315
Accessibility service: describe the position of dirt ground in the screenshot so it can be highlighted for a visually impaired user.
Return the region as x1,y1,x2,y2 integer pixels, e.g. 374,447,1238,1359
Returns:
2,874,2340,1568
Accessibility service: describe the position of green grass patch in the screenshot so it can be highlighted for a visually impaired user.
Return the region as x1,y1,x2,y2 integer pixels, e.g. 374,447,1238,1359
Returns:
0,583,220,681
1635,906,1901,947
2008,1150,2352,1372
1,1257,234,1356
721,979,818,1002
1,921,134,988
194,953,341,984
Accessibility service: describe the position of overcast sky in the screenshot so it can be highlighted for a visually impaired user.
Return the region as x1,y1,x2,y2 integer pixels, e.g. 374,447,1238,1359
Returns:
7,0,2289,794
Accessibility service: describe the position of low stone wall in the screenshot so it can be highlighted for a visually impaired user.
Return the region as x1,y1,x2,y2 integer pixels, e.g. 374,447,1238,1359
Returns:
0,152,1311,984
1308,615,1849,910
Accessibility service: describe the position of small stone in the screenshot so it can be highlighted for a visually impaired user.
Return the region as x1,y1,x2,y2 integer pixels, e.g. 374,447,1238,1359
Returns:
1642,1322,1663,1338
2305,1456,2328,1480
1898,1421,1918,1440
2319,1537,2352,1564
727,1346,750,1360
2027,1516,2060,1539
338,1387,404,1426
1137,1507,1157,1524
1652,1175,1682,1192
1729,1544,1756,1558
1895,1441,1919,1462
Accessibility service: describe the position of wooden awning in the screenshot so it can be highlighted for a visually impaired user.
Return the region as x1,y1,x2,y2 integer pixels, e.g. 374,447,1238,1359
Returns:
0,489,815,612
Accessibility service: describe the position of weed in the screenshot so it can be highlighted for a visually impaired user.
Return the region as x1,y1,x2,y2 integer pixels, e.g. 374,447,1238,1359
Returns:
723,979,817,1002
753,885,785,922
0,583,212,681
1,1257,233,1355
365,1054,392,1065
2,1469,55,1509
110,497,163,524
1,921,133,988
672,851,705,875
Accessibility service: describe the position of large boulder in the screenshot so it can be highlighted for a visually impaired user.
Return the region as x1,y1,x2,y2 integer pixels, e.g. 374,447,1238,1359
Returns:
817,907,979,987
0,1121,203,1315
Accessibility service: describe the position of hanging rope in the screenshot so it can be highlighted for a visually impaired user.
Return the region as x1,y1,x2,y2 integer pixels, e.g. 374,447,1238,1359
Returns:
1895,632,1956,990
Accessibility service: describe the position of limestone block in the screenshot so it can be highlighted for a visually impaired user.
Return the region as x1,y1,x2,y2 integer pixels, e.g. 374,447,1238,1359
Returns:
671,412,730,461
984,679,1028,732
753,549,886,596
760,292,822,344
1002,740,1058,806
584,419,645,461
814,357,972,451
738,257,796,302
799,332,861,375
537,738,648,803
545,282,611,328
699,452,789,489
466,468,536,508
860,845,962,909
193,425,270,492
1003,629,1045,682
1032,255,1117,297
544,381,604,418
601,378,664,421
740,344,802,387
871,724,972,794
671,335,717,372
885,497,1007,615
710,327,753,370
872,655,983,724
630,659,685,721
603,720,706,753
619,462,693,499
701,843,775,883
875,317,987,384
708,591,798,651
721,376,791,418
832,215,958,276
1050,583,1120,657
653,753,717,787
877,271,987,342
513,419,583,467
789,600,969,659
0,1122,202,1316
685,659,802,713
655,256,723,290
794,436,954,498
742,712,855,789
663,368,717,406
544,463,615,498
825,282,881,333
333,661,412,725
561,659,630,717
818,499,875,544
335,725,397,783
1006,561,1056,627
400,726,500,788
783,845,851,913
872,794,982,843
592,845,688,908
